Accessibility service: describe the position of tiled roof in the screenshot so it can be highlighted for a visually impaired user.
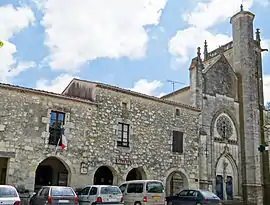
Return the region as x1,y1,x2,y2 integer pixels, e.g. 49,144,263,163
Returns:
160,86,190,99
71,78,200,112
0,82,97,105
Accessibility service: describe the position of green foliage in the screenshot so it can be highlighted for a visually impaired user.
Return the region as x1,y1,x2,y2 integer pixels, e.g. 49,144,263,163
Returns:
258,144,265,152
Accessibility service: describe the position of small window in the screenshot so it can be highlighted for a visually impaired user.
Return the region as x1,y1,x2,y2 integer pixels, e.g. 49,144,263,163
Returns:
172,131,184,153
127,183,143,193
122,102,127,110
187,190,198,197
146,182,164,193
51,187,74,196
100,187,121,194
80,187,90,195
40,187,49,197
117,123,130,147
178,190,189,196
119,184,127,193
175,108,180,116
0,187,18,198
89,187,97,195
49,111,65,146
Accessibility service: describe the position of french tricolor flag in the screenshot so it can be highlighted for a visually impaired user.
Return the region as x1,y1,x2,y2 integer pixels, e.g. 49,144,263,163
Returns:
60,128,67,150
55,128,68,154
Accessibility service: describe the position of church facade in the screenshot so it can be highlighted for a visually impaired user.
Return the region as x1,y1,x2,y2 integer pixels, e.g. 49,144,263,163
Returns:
162,6,267,205
0,6,267,205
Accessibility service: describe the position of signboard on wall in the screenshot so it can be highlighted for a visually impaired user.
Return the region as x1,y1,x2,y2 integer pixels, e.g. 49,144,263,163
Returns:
115,157,131,165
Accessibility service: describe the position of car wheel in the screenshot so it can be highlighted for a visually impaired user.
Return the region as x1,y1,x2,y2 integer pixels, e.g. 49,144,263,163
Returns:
195,203,202,205
134,202,141,205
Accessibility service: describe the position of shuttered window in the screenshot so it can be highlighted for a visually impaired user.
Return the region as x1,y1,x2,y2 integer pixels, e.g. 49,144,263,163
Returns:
172,131,183,153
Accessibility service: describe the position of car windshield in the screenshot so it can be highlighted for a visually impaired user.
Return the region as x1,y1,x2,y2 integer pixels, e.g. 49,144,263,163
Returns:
201,191,219,199
51,187,75,196
100,187,121,194
0,187,18,198
146,182,164,193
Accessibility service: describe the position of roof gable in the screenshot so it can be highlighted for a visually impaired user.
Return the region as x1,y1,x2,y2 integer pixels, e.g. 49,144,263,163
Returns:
203,54,238,98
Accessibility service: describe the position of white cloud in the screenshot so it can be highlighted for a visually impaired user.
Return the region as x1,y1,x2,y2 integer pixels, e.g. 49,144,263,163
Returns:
168,0,254,67
37,0,167,72
261,39,270,58
255,0,269,7
169,27,232,65
36,74,76,93
183,0,253,29
129,79,163,96
0,4,35,82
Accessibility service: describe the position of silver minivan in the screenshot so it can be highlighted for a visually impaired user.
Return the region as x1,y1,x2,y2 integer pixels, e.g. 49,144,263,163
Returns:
78,185,123,205
119,180,166,205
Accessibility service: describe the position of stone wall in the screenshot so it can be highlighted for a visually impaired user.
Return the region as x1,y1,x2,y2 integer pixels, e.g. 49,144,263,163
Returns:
0,85,98,191
93,87,200,187
0,83,200,193
199,93,241,199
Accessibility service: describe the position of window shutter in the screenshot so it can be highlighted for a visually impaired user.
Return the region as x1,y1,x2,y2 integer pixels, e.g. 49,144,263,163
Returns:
172,131,183,153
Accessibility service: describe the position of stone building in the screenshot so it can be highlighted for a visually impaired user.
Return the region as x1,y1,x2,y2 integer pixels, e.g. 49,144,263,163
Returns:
161,6,266,205
0,78,200,195
0,5,267,205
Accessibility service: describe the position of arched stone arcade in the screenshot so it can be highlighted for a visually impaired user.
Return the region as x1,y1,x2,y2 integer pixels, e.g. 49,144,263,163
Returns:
165,168,189,196
34,156,70,191
126,167,147,181
93,166,116,185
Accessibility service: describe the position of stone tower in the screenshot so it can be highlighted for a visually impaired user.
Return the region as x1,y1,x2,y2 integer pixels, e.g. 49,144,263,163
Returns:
230,6,264,205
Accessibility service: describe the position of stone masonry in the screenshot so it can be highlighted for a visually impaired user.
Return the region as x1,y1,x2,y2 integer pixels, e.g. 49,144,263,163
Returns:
0,81,200,193
161,6,266,205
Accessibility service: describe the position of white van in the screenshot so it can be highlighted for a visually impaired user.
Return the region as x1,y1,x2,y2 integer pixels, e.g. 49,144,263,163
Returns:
119,180,166,205
77,185,123,205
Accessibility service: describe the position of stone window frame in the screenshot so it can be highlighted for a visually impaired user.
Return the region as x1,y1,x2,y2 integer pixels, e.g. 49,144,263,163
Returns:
42,108,71,149
170,129,185,155
117,122,130,147
119,99,131,111
175,108,180,117
48,110,65,146
114,118,133,153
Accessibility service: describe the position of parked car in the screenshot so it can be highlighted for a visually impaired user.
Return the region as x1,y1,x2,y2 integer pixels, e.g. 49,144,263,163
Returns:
0,185,20,205
119,180,166,205
77,185,123,205
30,186,78,205
166,189,222,205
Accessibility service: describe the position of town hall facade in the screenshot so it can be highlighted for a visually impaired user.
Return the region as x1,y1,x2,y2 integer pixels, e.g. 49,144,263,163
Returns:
0,6,267,205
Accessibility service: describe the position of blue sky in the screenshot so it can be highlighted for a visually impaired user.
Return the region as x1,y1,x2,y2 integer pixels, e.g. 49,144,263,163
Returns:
1,0,270,101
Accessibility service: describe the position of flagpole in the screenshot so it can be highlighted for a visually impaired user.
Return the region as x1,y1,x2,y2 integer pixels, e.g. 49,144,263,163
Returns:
54,125,63,155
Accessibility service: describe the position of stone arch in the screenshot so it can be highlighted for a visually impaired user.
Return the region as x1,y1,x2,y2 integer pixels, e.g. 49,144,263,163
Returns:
125,166,147,181
209,108,240,193
215,153,239,200
164,168,189,196
93,165,119,185
34,156,72,192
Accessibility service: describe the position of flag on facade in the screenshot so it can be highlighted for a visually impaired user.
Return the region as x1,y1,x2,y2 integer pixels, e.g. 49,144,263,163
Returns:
61,128,67,150
54,127,67,155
